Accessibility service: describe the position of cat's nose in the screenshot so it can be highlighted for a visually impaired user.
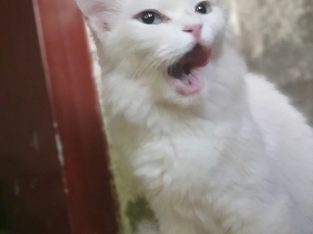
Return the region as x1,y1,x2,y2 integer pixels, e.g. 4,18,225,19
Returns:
183,24,202,42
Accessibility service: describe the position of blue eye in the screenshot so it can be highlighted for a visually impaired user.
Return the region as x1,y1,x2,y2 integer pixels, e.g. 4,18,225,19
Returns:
195,1,211,14
138,11,163,25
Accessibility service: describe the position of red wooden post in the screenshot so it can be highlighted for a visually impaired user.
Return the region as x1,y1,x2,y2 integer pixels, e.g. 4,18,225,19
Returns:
0,0,118,233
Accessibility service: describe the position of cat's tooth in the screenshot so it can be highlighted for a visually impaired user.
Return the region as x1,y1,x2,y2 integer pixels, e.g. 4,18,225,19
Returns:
183,76,190,85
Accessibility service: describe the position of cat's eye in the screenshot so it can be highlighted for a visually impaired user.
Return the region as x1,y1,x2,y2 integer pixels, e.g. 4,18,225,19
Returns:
195,1,212,14
137,11,163,25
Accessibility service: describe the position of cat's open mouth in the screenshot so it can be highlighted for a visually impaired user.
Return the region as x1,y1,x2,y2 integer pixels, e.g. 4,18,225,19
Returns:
167,44,211,96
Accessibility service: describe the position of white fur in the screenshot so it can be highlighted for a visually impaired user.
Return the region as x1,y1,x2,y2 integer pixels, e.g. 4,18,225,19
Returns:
76,0,313,233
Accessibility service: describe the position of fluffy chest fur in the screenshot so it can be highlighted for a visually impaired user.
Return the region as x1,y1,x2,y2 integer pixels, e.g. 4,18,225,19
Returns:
105,82,291,234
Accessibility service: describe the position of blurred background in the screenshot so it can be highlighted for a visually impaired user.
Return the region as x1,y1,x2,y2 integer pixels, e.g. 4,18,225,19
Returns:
230,0,313,125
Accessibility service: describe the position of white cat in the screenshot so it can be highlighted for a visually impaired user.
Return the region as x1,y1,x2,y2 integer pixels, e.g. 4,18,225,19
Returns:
76,0,313,233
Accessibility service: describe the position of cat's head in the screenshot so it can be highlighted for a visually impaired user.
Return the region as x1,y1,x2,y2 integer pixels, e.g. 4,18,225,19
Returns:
77,0,228,107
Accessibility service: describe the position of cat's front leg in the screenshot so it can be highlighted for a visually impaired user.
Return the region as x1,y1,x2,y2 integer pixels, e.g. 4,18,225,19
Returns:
132,144,210,234
135,216,198,234
150,203,209,234
136,220,160,234
158,218,197,234
157,215,210,234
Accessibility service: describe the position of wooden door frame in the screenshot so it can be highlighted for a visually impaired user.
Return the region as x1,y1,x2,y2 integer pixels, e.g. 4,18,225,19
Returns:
0,0,118,233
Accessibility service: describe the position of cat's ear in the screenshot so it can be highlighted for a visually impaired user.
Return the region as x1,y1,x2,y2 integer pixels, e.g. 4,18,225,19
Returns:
75,0,120,31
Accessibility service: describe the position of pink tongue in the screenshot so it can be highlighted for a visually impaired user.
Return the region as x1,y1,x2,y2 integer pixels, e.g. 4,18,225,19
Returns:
176,73,202,96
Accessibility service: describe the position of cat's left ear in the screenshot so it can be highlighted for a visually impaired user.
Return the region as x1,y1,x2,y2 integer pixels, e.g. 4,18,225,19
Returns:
75,0,120,31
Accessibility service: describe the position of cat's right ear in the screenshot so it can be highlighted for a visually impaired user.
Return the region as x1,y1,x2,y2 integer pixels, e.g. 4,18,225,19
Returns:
75,0,120,31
